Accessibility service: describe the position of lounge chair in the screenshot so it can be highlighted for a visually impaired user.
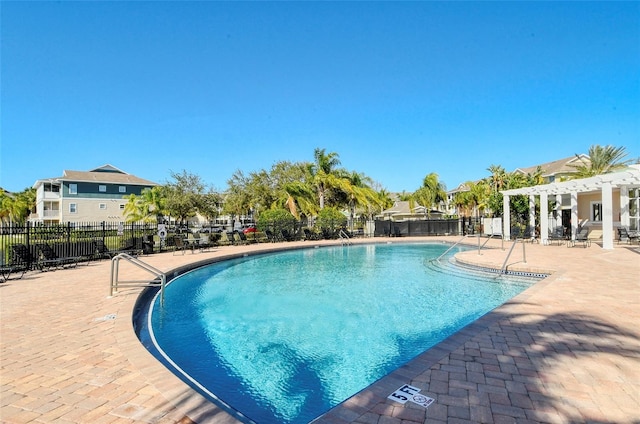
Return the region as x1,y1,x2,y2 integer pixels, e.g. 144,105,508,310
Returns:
264,229,277,243
303,228,320,240
113,238,143,256
93,239,119,259
618,227,640,244
568,226,591,248
545,226,566,246
11,244,39,271
0,255,28,282
280,229,295,241
235,230,251,245
224,231,238,245
36,243,80,269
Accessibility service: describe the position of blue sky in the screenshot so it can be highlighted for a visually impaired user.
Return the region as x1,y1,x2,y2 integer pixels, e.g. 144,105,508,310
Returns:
2,1,639,194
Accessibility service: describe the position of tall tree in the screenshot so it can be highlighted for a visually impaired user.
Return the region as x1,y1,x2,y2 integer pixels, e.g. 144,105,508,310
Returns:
413,173,447,215
164,170,207,223
456,180,489,220
487,164,507,193
0,188,35,225
123,186,167,223
570,144,632,177
310,148,342,209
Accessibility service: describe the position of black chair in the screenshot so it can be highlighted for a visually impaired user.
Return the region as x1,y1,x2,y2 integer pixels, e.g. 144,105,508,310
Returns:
93,239,118,259
235,230,252,245
569,226,591,248
303,228,319,240
11,244,40,271
618,227,640,244
280,229,295,241
265,229,277,243
0,253,28,282
36,243,79,269
173,236,193,255
546,226,566,245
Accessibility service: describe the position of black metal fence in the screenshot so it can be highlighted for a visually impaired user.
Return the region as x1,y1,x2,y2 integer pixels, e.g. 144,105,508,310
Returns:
373,217,482,237
0,217,486,270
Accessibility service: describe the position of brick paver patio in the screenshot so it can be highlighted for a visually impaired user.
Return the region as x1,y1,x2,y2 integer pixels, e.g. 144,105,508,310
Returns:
1,237,639,424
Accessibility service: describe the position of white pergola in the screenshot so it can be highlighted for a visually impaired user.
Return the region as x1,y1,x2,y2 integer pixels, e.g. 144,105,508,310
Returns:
501,165,640,249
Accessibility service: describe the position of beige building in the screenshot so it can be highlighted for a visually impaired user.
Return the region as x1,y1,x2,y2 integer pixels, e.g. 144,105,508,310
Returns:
30,165,158,224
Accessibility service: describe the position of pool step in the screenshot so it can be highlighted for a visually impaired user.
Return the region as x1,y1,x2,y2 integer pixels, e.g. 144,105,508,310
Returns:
424,256,540,286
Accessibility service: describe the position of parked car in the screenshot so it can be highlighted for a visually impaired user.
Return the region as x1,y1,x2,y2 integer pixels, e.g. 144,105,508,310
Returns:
243,225,257,234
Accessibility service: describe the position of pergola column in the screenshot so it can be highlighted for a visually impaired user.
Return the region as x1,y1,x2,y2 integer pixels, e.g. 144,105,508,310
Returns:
555,194,562,228
570,191,578,242
541,192,549,244
602,182,614,249
503,194,511,241
620,185,630,228
529,195,536,240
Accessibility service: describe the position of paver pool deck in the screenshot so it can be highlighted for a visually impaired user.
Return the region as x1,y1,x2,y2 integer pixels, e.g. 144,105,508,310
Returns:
1,236,638,424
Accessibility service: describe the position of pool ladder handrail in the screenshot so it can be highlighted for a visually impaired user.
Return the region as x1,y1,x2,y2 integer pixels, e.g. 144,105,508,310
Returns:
109,253,166,305
339,229,352,245
500,237,527,274
435,235,467,261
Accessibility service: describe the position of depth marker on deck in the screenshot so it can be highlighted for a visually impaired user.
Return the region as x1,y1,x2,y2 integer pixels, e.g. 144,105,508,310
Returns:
388,384,434,408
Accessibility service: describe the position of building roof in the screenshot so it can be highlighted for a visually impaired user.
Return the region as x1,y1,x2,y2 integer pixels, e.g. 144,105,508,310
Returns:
33,164,158,188
513,155,589,178
502,164,640,196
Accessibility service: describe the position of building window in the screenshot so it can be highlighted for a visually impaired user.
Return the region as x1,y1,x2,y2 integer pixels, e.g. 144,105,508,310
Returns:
99,185,107,192
119,186,126,193
119,204,125,210
69,184,77,195
590,202,602,222
99,203,107,210
69,203,77,213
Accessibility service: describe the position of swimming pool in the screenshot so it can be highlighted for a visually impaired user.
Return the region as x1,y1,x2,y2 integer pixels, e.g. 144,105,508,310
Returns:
141,243,540,424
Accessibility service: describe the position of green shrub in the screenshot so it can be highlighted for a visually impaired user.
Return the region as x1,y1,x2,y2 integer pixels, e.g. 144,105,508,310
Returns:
315,207,347,239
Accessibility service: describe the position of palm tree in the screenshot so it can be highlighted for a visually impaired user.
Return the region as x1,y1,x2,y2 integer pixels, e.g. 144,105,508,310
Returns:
413,173,446,216
457,180,489,220
123,187,167,223
570,144,632,177
0,188,35,225
310,148,342,209
487,164,507,193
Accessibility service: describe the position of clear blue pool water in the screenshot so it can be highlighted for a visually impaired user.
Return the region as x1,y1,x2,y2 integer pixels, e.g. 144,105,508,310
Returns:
146,243,539,424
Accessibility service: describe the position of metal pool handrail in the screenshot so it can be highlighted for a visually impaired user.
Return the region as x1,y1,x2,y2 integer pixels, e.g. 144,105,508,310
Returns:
435,235,467,261
501,238,527,274
109,253,166,305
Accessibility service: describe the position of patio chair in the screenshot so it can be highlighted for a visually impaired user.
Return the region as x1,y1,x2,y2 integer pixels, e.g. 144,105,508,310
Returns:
545,226,566,246
303,228,320,241
235,230,252,245
224,231,238,245
119,238,143,256
568,226,591,248
618,227,640,244
173,236,193,255
93,239,119,260
264,229,277,243
281,229,295,241
36,243,80,269
0,255,28,282
10,244,40,271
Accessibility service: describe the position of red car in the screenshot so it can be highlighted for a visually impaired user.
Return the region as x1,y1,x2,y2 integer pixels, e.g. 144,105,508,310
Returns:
243,225,257,234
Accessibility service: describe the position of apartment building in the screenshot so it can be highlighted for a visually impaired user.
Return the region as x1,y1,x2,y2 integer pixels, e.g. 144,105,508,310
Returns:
30,164,157,224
